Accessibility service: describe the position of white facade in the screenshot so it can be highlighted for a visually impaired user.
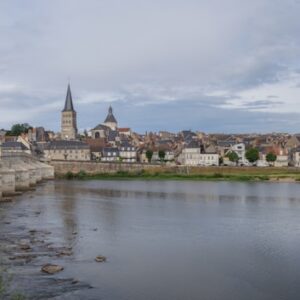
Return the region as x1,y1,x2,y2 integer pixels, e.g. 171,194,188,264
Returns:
293,151,300,167
230,143,247,164
274,155,289,167
119,146,137,163
178,148,219,166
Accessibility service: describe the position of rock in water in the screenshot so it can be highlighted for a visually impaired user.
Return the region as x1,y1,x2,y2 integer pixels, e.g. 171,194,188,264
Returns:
95,255,107,262
41,264,64,274
19,239,31,250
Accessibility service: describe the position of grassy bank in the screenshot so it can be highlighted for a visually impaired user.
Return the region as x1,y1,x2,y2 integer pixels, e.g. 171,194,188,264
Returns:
57,169,300,182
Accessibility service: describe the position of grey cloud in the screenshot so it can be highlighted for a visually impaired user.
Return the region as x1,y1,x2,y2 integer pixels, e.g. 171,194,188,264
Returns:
0,0,300,132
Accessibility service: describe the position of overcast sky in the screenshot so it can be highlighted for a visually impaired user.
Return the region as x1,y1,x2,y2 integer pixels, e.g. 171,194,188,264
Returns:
1,0,300,133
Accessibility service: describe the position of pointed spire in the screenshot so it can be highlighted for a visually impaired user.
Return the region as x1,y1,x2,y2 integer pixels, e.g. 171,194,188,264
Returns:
63,84,75,112
104,105,117,123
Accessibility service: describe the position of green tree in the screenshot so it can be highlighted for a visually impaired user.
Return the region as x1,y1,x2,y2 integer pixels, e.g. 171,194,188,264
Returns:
226,151,239,165
158,150,166,162
146,150,153,163
266,152,277,163
8,123,31,136
246,148,259,163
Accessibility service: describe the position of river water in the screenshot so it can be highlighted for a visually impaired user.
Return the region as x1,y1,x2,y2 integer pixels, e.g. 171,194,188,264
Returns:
2,180,300,299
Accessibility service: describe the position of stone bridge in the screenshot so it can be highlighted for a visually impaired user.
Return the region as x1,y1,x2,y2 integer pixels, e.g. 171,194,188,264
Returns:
0,153,54,198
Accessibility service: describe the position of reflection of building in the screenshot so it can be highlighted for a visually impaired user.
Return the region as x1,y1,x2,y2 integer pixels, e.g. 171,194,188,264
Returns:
44,140,90,161
61,84,78,140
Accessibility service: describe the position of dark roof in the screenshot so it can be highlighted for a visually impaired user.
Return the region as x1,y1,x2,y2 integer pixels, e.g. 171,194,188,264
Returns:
1,141,29,150
108,130,119,141
102,147,119,156
217,140,236,147
120,141,135,150
46,140,89,150
104,106,117,124
186,140,201,149
93,124,110,131
62,84,75,112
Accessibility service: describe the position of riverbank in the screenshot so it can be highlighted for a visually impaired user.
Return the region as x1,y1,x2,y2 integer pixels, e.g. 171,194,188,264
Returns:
58,169,300,182
51,161,300,182
0,185,91,299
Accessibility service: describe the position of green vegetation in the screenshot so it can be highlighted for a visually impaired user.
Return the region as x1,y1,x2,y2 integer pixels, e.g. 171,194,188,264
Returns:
59,167,300,182
246,148,259,163
0,268,26,300
59,170,271,182
146,150,153,163
158,150,166,162
266,152,277,163
5,123,32,136
226,151,239,164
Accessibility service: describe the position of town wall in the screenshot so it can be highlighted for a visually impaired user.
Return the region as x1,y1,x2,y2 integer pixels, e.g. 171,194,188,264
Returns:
50,160,300,176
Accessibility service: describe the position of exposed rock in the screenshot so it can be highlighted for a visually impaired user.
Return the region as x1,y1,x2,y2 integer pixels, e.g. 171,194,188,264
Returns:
41,264,64,274
57,249,73,257
95,255,107,262
72,279,79,284
0,197,13,203
19,239,31,250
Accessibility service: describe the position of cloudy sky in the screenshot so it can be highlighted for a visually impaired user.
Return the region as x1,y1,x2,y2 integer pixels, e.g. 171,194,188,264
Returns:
1,0,300,133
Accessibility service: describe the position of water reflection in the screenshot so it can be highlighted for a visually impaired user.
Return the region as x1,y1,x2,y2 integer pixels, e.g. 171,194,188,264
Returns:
11,180,300,300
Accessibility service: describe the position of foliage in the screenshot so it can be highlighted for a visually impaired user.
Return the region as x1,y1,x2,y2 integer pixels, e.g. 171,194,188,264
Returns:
158,150,166,162
0,269,26,300
245,148,259,163
65,171,75,179
146,150,153,163
266,152,277,162
226,151,239,163
219,156,223,165
6,123,32,136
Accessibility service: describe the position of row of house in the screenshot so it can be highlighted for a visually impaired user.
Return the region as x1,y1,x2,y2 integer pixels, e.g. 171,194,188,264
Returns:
3,85,300,167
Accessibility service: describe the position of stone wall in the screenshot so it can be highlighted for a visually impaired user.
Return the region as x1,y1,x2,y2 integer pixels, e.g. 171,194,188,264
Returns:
50,160,300,176
51,160,161,175
0,153,54,197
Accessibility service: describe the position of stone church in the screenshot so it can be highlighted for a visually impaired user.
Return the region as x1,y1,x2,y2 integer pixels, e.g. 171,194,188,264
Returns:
61,84,78,140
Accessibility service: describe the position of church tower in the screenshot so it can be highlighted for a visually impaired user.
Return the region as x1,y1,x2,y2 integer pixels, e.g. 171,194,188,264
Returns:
61,84,77,140
103,106,118,130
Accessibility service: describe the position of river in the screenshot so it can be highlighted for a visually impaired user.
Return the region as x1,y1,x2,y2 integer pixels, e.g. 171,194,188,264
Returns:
1,180,300,299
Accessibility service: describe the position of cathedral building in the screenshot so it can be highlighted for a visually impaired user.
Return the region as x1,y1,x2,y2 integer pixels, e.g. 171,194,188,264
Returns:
91,106,118,139
61,84,78,140
103,106,118,130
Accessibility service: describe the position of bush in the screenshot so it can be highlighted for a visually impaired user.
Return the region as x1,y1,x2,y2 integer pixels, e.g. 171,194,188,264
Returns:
77,170,87,179
65,171,74,180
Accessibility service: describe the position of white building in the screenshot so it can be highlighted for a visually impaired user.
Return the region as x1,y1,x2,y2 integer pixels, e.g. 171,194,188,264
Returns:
230,143,247,164
178,141,219,166
119,142,137,163
293,149,300,167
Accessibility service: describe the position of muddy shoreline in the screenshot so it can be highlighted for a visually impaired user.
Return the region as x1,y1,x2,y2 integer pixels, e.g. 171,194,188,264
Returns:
0,189,91,299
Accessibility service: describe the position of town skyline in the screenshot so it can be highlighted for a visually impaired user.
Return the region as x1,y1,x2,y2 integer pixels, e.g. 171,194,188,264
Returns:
1,1,300,133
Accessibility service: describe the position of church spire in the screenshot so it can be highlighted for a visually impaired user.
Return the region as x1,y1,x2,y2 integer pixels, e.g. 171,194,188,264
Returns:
63,84,75,112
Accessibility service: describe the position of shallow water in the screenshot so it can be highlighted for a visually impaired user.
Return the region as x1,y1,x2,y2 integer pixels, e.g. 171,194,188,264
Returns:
3,180,300,299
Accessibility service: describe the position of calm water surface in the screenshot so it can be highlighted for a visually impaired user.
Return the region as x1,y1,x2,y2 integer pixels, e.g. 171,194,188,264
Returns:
7,180,300,299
